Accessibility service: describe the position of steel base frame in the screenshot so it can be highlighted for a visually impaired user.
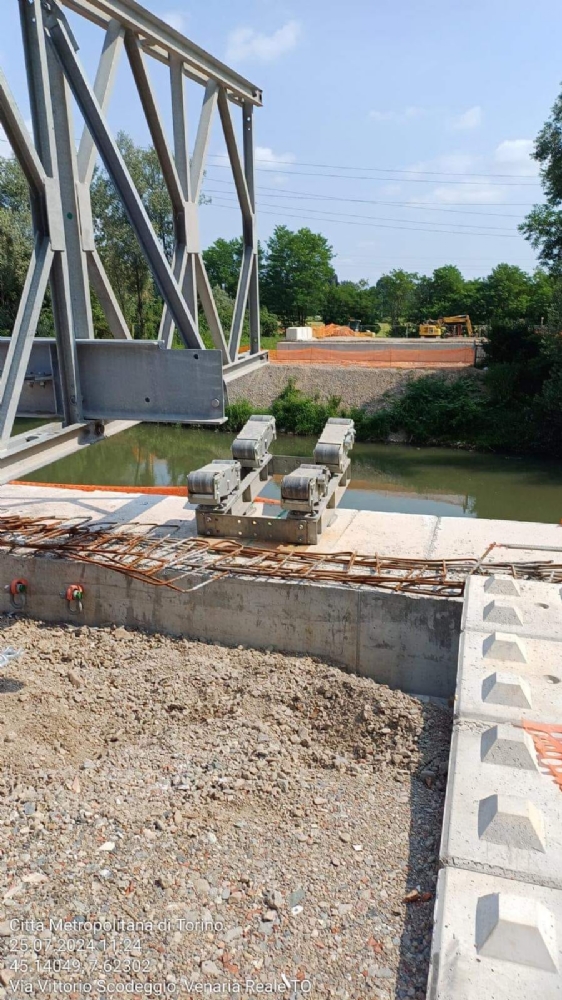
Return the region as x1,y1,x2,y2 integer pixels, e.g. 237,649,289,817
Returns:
195,456,352,545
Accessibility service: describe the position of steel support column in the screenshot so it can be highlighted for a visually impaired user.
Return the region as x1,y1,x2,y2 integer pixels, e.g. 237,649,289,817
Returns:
20,0,82,428
243,101,260,355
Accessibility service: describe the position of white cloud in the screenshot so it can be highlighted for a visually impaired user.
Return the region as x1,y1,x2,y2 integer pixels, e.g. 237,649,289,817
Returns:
226,20,301,63
369,110,395,122
162,10,188,32
452,105,482,130
255,146,295,169
494,138,538,176
369,106,426,123
421,184,508,205
404,153,509,205
213,145,294,184
408,152,477,177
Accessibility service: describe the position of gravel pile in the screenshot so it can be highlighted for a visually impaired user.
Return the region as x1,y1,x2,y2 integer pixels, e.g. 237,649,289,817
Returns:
228,364,480,414
0,617,451,999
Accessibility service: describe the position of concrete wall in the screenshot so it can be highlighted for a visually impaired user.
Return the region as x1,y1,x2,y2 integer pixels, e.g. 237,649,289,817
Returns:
227,364,481,414
0,550,461,699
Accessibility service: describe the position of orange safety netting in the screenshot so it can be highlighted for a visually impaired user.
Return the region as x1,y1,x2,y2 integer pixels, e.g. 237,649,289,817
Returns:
269,346,475,367
311,324,373,339
523,721,562,791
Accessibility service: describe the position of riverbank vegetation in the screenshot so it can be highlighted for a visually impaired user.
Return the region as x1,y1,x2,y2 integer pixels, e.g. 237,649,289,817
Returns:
227,321,562,459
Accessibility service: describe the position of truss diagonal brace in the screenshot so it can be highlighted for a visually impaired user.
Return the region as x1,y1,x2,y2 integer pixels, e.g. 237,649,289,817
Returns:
191,80,218,204
87,251,132,340
0,67,47,197
77,17,124,187
0,237,54,446
217,87,253,236
124,31,185,226
47,16,204,350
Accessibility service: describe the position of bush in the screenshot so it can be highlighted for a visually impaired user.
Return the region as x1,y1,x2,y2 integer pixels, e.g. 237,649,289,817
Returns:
271,379,344,436
260,307,280,338
225,398,255,432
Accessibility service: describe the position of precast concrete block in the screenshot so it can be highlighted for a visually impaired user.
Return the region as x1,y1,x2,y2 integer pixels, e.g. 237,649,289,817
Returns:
285,326,313,341
482,630,528,662
427,867,562,998
440,724,562,889
484,575,522,597
455,630,562,726
462,576,562,641
480,723,539,770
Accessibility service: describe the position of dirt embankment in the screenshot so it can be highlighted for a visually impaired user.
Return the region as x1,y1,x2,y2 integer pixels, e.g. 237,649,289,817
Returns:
228,363,482,414
0,618,451,999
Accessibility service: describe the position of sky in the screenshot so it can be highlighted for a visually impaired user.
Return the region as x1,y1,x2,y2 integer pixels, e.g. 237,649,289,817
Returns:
2,0,562,284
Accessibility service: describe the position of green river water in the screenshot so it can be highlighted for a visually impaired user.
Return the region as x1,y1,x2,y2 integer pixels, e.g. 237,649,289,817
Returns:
14,421,562,523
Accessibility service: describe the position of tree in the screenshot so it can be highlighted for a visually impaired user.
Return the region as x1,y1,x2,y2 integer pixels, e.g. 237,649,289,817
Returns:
202,237,243,298
427,265,466,318
520,86,562,270
481,264,533,323
322,279,379,327
91,132,176,339
0,155,54,336
375,269,418,332
261,225,335,326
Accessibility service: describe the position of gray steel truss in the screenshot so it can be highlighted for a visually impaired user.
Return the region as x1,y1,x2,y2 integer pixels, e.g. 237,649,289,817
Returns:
0,0,265,479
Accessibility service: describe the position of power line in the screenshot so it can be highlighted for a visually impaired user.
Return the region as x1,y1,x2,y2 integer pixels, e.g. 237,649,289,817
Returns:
206,177,530,219
208,153,540,181
204,189,517,233
207,197,522,237
206,162,540,186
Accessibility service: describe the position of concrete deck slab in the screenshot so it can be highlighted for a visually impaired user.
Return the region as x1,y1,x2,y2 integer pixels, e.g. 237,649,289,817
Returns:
427,866,562,998
1,486,561,561
462,576,562,641
317,510,439,557
428,515,562,562
455,631,562,726
441,723,562,889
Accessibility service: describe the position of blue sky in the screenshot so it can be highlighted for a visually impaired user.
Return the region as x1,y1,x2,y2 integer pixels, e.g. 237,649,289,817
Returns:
3,0,562,284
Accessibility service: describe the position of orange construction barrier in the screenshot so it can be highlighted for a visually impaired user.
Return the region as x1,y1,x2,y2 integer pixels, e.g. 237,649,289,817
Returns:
12,481,187,495
523,721,562,791
312,324,371,339
11,480,281,506
269,346,475,367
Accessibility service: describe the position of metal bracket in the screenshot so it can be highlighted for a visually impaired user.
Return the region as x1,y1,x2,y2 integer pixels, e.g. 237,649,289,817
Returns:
190,416,355,545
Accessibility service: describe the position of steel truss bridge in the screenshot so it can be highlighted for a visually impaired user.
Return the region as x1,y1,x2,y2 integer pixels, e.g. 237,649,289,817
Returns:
0,0,266,482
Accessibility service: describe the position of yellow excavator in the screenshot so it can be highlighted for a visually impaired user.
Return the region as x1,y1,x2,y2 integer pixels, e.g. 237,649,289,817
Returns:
419,314,474,338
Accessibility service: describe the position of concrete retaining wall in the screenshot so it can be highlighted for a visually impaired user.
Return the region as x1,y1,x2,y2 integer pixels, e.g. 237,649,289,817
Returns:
0,549,461,699
227,363,481,414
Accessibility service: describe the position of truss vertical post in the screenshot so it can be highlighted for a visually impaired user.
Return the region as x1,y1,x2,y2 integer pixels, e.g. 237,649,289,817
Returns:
47,41,95,341
217,88,255,362
19,0,82,427
243,101,260,355
74,19,131,340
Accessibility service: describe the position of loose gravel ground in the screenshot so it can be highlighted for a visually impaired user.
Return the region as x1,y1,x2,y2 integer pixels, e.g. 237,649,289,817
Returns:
0,617,451,999
228,364,481,413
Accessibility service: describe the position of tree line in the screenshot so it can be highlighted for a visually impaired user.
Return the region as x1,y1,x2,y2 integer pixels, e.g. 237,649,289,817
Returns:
2,129,562,343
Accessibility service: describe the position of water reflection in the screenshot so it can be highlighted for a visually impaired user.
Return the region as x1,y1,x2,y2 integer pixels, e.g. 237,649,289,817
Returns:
16,422,562,524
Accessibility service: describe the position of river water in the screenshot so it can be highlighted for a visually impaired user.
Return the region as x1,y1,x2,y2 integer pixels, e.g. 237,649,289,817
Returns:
15,422,562,523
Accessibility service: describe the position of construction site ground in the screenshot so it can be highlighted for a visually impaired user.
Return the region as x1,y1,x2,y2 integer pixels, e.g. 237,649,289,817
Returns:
0,616,451,1000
